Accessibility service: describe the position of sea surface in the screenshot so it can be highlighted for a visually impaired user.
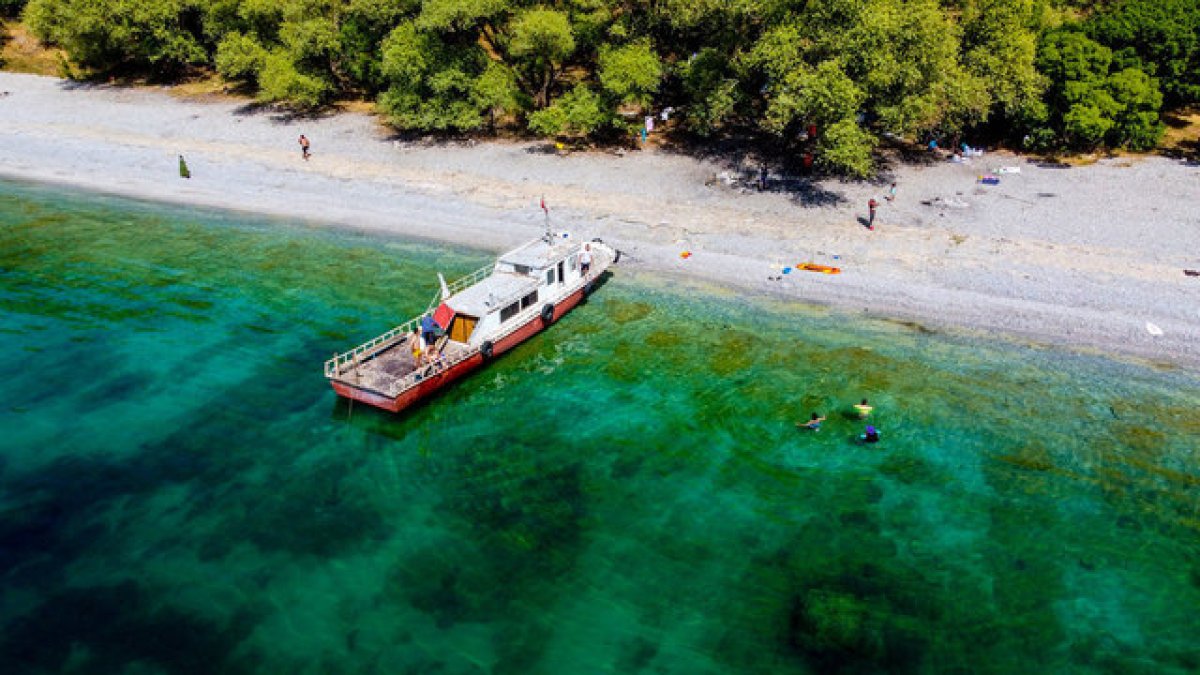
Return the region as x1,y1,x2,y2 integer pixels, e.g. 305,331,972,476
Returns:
1,179,1198,674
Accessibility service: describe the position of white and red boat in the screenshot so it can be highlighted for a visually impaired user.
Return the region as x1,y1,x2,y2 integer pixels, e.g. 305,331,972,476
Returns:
324,235,619,413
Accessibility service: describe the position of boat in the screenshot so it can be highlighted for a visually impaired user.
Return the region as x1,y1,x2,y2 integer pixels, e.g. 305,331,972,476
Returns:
324,234,620,413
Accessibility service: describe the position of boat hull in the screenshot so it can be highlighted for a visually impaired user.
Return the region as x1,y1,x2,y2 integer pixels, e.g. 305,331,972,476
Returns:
331,281,590,413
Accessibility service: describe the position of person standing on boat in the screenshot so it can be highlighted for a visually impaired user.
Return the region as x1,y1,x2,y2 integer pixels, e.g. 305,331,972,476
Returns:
580,243,593,279
411,326,424,365
421,313,441,341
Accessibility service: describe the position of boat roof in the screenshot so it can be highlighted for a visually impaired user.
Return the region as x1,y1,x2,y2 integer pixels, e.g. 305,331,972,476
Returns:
446,271,538,317
499,237,577,269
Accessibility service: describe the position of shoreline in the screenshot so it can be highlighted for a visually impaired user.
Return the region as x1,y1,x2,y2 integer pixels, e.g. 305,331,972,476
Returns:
2,72,1198,372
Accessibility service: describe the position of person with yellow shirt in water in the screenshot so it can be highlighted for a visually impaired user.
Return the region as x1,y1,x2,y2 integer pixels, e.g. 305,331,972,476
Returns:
854,398,874,418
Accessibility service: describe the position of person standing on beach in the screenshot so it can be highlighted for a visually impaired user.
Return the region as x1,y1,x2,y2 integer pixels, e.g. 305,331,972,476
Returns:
298,134,311,160
885,182,897,202
867,198,878,230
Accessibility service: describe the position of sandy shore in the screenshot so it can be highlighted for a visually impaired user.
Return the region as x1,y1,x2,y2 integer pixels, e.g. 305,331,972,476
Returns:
2,72,1199,370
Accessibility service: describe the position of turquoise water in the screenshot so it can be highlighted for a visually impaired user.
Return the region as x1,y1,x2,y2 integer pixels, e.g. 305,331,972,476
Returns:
1,179,1199,674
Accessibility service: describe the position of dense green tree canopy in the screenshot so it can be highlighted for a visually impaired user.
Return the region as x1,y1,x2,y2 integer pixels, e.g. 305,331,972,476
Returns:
19,0,1198,173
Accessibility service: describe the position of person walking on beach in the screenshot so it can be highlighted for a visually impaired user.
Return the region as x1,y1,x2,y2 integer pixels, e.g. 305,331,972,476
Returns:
867,198,878,230
885,182,897,202
298,134,311,160
178,155,190,179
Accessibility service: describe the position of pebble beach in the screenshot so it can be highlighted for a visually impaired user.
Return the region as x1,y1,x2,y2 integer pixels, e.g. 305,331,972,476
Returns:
2,71,1198,369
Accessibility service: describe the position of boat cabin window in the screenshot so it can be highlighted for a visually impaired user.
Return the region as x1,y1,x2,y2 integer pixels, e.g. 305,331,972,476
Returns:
568,255,578,271
520,290,538,310
545,268,555,285
514,264,531,275
500,301,520,323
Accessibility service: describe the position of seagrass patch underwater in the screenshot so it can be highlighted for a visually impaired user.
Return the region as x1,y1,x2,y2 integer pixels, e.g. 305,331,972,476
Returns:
1,179,1198,674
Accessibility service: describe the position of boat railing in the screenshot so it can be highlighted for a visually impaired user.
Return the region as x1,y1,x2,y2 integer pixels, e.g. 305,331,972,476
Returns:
424,263,494,314
400,339,478,389
324,316,421,379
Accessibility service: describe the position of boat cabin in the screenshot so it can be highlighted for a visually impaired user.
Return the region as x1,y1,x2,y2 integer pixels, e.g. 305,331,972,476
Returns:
437,236,591,347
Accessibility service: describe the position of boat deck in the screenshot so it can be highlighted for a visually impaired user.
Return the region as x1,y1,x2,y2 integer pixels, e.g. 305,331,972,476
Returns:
333,333,471,398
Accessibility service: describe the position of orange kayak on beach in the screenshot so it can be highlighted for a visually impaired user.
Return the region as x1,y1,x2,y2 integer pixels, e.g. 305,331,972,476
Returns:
795,262,841,275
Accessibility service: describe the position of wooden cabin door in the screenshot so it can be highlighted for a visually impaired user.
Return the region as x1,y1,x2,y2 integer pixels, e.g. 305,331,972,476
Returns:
450,315,477,342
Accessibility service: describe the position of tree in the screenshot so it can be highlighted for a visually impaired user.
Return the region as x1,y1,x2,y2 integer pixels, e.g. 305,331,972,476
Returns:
961,0,1049,134
679,48,739,136
24,0,207,72
597,40,662,109
215,31,268,85
816,118,876,178
762,60,864,136
506,8,575,108
2,0,28,18
472,61,523,131
1035,29,1164,150
257,49,328,107
527,83,611,137
1104,65,1164,149
1088,0,1200,105
378,21,495,131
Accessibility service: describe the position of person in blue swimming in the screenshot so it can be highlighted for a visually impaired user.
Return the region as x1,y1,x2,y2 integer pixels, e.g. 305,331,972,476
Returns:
798,412,826,431
860,425,880,443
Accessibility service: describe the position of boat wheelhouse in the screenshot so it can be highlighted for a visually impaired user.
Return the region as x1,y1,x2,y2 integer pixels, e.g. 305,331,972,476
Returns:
324,235,618,413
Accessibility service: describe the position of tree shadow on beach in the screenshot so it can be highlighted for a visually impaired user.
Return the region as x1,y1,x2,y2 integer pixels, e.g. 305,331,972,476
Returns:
380,129,492,151
657,129,848,207
230,101,340,124
1160,109,1200,165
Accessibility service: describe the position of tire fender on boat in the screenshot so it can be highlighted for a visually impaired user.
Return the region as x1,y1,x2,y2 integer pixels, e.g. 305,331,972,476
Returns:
480,340,494,360
541,303,555,325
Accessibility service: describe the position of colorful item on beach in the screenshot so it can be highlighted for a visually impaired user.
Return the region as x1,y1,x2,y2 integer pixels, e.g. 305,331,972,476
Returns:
680,251,692,259
979,175,1000,185
795,262,841,274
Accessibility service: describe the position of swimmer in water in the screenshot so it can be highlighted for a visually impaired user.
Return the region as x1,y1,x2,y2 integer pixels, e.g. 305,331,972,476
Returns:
861,425,880,443
798,412,826,431
854,398,873,418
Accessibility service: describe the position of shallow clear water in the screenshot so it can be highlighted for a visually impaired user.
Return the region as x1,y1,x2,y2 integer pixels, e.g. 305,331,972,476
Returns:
1,179,1198,674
